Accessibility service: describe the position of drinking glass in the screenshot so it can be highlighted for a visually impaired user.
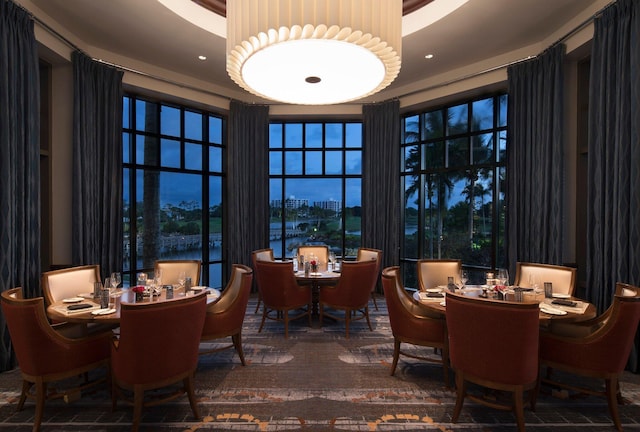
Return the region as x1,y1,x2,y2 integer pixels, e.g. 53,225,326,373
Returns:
528,273,540,292
110,272,121,290
498,268,509,286
459,270,469,288
177,271,187,289
329,252,336,271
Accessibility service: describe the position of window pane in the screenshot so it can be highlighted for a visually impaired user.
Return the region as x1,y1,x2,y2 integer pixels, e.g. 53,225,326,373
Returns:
499,94,508,127
208,263,222,289
345,150,360,174
448,104,468,134
345,123,362,148
209,146,222,173
285,151,302,175
326,151,342,174
403,144,418,172
425,141,444,169
270,151,282,175
270,123,283,148
403,178,418,260
472,97,494,131
209,175,222,263
136,100,159,133
447,138,468,168
160,105,180,136
403,115,419,144
326,123,342,148
123,133,131,164
185,110,202,140
123,97,130,129
137,135,160,166
306,151,323,174
285,123,303,148
498,130,507,163
305,123,322,148
185,143,202,170
161,139,180,168
423,111,444,140
209,116,222,144
472,133,494,165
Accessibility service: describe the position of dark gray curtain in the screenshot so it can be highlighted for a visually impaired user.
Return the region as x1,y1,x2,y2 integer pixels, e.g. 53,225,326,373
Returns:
506,44,565,277
362,99,401,272
586,0,640,372
0,0,40,371
226,100,270,278
72,52,123,280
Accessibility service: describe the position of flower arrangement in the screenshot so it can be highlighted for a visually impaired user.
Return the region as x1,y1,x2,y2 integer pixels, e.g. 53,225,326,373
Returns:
132,285,145,301
310,259,318,273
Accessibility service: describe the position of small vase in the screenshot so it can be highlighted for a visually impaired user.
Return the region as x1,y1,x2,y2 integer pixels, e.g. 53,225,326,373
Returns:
135,292,144,302
311,264,318,273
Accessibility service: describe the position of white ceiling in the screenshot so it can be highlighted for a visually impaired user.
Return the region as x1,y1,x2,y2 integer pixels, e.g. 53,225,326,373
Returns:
21,0,608,106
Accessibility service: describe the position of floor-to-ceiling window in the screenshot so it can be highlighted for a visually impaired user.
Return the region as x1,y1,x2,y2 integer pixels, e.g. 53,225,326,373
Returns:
269,121,362,260
400,93,507,286
122,95,225,288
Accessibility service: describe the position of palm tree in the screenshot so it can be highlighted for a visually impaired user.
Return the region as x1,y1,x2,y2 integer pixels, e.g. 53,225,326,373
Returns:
142,102,160,269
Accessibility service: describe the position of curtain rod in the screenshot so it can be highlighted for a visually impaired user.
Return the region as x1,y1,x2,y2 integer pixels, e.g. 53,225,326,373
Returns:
25,0,617,106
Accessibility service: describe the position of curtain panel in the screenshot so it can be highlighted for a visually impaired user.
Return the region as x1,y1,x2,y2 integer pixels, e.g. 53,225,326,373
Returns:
586,0,640,372
226,100,270,279
362,99,401,271
506,44,565,278
71,52,124,280
0,0,40,371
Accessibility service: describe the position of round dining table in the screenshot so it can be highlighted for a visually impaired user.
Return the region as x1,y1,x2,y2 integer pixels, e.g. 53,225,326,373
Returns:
295,270,341,316
46,286,221,326
413,285,597,327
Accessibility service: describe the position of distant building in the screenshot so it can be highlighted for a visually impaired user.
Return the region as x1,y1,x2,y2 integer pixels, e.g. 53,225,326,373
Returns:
271,197,309,210
314,199,341,213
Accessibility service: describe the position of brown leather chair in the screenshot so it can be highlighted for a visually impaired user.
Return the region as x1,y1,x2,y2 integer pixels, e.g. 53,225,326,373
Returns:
356,247,383,311
381,266,449,384
514,262,577,296
445,291,540,432
200,264,253,365
251,248,274,313
41,264,101,306
319,260,378,338
298,245,329,271
254,260,312,338
154,259,201,286
417,259,462,291
539,283,640,431
111,291,207,432
1,287,111,432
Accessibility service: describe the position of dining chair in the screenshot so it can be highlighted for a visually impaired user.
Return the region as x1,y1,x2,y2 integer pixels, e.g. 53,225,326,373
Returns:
381,266,449,385
417,259,462,291
154,259,201,286
445,291,540,432
251,248,275,313
318,260,378,338
356,247,383,311
539,282,640,431
298,245,329,271
41,264,101,306
1,287,112,432
200,264,253,365
253,260,312,338
513,262,577,296
111,291,207,432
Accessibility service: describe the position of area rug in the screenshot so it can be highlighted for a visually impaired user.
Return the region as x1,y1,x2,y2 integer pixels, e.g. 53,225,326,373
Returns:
0,297,638,431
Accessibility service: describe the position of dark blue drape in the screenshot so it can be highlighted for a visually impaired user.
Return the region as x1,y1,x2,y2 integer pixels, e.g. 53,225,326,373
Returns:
586,0,640,372
0,0,40,371
72,52,123,280
362,99,401,270
226,100,270,278
506,44,565,277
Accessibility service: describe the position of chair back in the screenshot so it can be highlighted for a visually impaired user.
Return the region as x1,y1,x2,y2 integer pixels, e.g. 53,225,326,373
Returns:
356,247,382,272
254,260,311,308
329,260,378,307
112,292,207,385
203,264,253,335
154,259,201,286
1,287,110,377
417,259,461,291
514,262,576,295
446,292,540,386
298,245,329,271
41,264,101,305
251,248,274,265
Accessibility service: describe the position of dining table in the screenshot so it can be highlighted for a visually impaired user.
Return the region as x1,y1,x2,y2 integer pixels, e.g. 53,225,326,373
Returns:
294,270,341,316
46,286,221,326
413,285,597,327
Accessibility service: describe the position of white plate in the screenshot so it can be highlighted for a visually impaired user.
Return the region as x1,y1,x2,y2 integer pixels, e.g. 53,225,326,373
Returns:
191,286,207,292
539,305,567,316
426,288,441,293
78,292,94,299
62,297,84,303
552,293,571,299
91,308,116,316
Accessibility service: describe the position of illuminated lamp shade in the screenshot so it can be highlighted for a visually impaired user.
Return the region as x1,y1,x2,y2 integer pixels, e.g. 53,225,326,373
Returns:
226,0,402,105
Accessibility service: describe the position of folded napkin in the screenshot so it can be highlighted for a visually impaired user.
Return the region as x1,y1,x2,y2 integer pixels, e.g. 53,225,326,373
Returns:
539,304,567,315
91,308,116,316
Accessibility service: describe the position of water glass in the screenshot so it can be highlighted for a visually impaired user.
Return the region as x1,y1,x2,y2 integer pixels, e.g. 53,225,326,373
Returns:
544,282,553,298
110,272,121,289
513,287,524,302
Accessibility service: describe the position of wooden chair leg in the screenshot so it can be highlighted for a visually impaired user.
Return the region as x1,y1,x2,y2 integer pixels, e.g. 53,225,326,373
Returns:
390,338,401,376
33,380,46,432
606,377,623,431
17,380,30,411
132,386,144,432
232,333,246,366
513,387,526,432
254,292,262,314
364,306,372,331
185,375,200,420
452,373,466,423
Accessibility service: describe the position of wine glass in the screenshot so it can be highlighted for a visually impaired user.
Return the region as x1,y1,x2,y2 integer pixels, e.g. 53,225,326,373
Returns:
110,272,121,290
459,270,469,288
528,273,540,292
498,268,509,286
177,271,187,289
329,252,336,271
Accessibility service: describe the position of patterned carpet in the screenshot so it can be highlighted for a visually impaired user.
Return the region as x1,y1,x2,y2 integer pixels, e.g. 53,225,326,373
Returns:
0,295,639,431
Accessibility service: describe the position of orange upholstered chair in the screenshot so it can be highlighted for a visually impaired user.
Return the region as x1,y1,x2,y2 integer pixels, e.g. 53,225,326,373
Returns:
298,245,329,271
154,259,201,286
200,264,253,365
111,292,207,432
41,264,101,306
417,259,462,291
514,262,577,296
1,287,111,432
356,247,383,310
539,283,640,431
318,260,378,338
254,260,312,338
446,292,540,432
381,267,449,384
251,248,275,313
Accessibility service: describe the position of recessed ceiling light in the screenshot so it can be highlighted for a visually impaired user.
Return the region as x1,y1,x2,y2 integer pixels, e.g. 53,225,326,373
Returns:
425,54,434,59
198,55,207,61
